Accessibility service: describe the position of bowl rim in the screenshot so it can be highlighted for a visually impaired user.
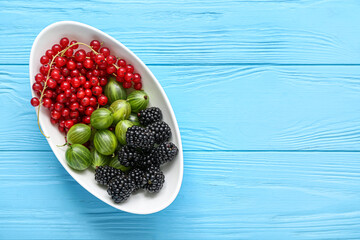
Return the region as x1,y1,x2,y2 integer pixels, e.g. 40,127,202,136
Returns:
29,20,183,214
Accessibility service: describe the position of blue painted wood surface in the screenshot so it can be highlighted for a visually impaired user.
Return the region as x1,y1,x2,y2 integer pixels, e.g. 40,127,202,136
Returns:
1,0,360,239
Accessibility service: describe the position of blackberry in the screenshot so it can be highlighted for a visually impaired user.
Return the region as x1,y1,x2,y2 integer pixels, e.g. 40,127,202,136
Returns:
137,107,162,126
144,167,165,193
126,126,155,150
95,166,124,186
128,168,147,190
156,142,178,165
137,148,160,169
118,145,142,167
147,121,171,144
107,175,135,203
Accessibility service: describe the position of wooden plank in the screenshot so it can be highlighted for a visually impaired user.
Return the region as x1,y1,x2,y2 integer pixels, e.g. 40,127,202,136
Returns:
1,0,360,64
2,64,360,151
0,151,359,239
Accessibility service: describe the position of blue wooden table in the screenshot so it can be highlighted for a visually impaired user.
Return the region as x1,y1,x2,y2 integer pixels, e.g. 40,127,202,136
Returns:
1,0,360,239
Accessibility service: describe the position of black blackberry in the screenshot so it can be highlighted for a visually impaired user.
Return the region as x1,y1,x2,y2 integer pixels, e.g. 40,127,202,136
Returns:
95,166,124,186
147,121,171,144
118,145,142,167
107,175,135,203
126,126,155,150
137,107,162,126
137,148,160,169
128,168,147,190
156,142,178,165
144,167,165,193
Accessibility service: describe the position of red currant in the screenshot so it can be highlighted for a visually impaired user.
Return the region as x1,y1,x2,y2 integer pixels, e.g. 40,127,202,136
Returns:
64,48,73,57
40,55,49,64
85,89,92,97
99,77,108,86
99,47,110,57
92,69,100,77
60,37,69,48
99,70,107,77
32,83,43,91
82,116,91,124
65,120,74,129
81,97,90,106
83,59,94,69
95,53,105,64
59,120,66,128
51,110,61,120
92,86,102,96
60,81,71,91
89,77,98,86
51,118,59,124
126,64,134,73
35,73,45,83
106,65,116,74
70,40,78,49
85,106,95,116
67,60,76,70
133,73,141,83
134,82,142,90
58,126,65,132
69,94,77,103
42,98,52,108
79,76,86,85
61,67,70,77
98,95,108,106
98,62,108,70
70,69,80,77
52,44,62,53
89,97,97,106
122,81,132,89
55,56,67,67
47,78,57,89
40,64,50,75
90,40,101,51
71,77,81,88
70,111,79,118
78,105,85,113
116,76,124,83
64,89,72,98
46,50,55,59
70,102,80,111
54,102,64,112
83,81,92,89
44,89,54,98
56,93,66,103
77,90,85,99
124,72,133,82
51,69,61,80
117,67,126,77
30,97,40,107
74,49,86,62
106,55,116,65
117,59,126,67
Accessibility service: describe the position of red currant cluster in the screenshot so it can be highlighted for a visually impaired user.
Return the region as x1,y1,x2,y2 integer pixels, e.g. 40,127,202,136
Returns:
30,38,143,134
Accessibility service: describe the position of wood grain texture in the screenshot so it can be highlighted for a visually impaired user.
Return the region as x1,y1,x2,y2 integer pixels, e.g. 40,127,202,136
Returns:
1,0,360,64
3,64,360,151
1,151,360,239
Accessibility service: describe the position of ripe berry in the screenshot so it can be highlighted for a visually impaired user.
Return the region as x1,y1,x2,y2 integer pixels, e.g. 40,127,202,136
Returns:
44,89,54,98
62,108,70,118
78,105,85,113
99,70,107,77
70,102,80,111
60,81,71,91
30,97,40,107
133,73,141,83
32,83,43,91
134,82,142,90
35,73,45,83
106,65,116,74
83,59,94,69
46,50,55,59
79,76,86,85
65,120,74,129
69,94,77,103
99,77,108,86
85,106,95,116
70,69,80,77
60,37,69,48
82,116,91,124
126,65,134,73
90,40,101,51
42,98,52,108
56,93,66,103
123,81,132,89
55,56,67,67
83,81,92,89
77,90,85,99
51,118,59,124
70,111,79,118
99,47,110,57
92,69,100,77
98,95,108,106
61,67,70,77
98,62,108,70
89,97,97,106
74,49,86,62
40,55,49,64
47,78,57,89
117,59,126,67
117,67,126,77
90,77,99,86
86,71,93,80
64,89,72,98
59,126,65,132
95,53,105,64
106,55,116,65
64,48,73,57
52,44,62,53
70,40,78,49
51,110,61,120
40,64,50,75
54,102,64,112
81,97,90,106
67,60,76,70
51,69,61,80
71,77,81,88
92,86,102,96
124,72,133,82
116,76,124,83
85,89,92,97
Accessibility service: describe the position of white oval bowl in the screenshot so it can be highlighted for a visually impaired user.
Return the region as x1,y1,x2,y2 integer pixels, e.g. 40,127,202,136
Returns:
29,21,183,214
